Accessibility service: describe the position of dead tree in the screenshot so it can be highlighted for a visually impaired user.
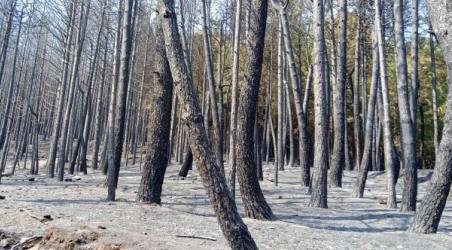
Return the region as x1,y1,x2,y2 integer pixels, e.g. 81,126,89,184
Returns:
235,0,275,220
137,20,173,204
159,0,258,248
107,0,134,201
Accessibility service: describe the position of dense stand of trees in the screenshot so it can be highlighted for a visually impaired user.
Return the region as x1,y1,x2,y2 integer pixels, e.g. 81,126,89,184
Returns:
1,0,452,247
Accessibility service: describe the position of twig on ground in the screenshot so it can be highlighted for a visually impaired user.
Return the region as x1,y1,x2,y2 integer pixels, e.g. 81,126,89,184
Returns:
175,235,217,241
19,208,53,223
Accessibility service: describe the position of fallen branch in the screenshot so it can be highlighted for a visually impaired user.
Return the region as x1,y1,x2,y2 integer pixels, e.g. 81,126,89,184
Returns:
11,236,42,250
19,208,53,223
175,235,217,241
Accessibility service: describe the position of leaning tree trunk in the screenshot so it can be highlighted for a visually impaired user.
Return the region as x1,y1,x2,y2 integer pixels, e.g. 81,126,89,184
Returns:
200,0,223,169
375,0,398,209
0,9,23,150
137,20,173,204
428,20,439,156
409,0,419,126
309,0,329,209
57,1,90,181
46,1,76,178
329,0,347,187
394,0,418,212
235,0,274,221
409,0,452,233
353,24,379,198
272,0,310,186
159,0,258,248
92,35,108,170
107,0,134,201
0,0,16,90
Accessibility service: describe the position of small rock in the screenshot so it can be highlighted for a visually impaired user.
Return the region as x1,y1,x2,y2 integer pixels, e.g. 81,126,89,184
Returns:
73,176,82,181
28,177,35,182
97,226,107,230
64,178,73,182
43,215,53,221
0,195,5,199
278,195,283,199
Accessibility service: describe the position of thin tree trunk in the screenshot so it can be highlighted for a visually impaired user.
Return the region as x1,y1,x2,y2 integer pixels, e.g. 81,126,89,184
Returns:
57,1,91,181
0,9,23,150
352,13,362,171
353,24,379,198
272,0,310,186
227,0,242,198
375,0,398,208
276,19,284,182
428,20,439,157
92,33,108,170
410,0,419,127
0,0,16,90
107,0,134,201
200,0,223,169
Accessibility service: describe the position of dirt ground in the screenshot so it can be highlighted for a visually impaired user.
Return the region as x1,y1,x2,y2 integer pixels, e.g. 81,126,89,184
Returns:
1,160,451,249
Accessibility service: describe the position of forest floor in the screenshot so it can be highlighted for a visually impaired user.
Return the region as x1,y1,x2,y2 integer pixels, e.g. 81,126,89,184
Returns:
1,158,452,249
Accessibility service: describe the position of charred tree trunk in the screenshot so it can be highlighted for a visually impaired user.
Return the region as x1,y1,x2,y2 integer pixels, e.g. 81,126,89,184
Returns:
235,0,274,220
107,0,134,201
329,0,347,187
137,21,173,204
159,1,258,248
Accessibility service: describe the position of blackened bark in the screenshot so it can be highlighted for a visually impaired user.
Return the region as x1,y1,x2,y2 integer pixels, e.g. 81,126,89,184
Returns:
46,1,76,178
107,0,134,201
137,21,173,204
159,0,258,248
329,0,347,187
235,0,274,220
178,148,193,177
